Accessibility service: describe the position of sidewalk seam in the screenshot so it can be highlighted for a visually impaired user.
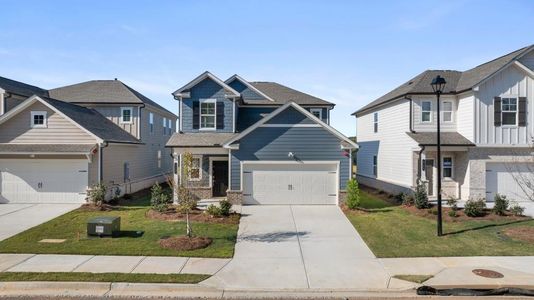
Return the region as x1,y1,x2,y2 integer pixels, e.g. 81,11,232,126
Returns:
210,258,233,277
289,205,311,289
0,204,37,217
129,256,147,273
70,255,95,272
1,254,37,272
178,257,190,274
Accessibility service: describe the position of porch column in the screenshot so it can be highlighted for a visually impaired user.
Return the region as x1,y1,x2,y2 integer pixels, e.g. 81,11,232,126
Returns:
173,153,181,204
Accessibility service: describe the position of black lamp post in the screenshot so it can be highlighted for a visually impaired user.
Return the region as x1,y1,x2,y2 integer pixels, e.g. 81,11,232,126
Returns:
431,75,446,237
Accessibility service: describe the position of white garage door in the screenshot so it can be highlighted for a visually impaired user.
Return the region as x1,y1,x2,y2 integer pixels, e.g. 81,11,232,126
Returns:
0,159,88,204
486,162,534,202
243,163,338,205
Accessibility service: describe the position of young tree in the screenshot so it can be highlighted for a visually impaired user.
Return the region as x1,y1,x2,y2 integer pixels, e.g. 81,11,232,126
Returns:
168,152,198,238
346,179,360,209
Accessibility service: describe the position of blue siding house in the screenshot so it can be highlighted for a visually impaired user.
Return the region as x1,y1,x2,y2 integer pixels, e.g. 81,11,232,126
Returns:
167,72,356,205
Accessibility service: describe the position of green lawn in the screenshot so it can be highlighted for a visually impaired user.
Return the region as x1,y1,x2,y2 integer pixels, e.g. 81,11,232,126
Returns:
346,191,534,257
0,192,239,258
0,272,209,283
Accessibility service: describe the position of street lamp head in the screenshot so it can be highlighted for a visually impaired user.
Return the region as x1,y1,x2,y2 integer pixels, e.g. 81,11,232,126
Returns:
431,75,447,94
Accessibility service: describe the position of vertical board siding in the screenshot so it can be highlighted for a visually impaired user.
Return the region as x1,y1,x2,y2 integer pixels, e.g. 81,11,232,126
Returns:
92,106,139,138
476,65,531,145
181,78,234,133
0,101,96,144
457,94,475,141
230,126,350,190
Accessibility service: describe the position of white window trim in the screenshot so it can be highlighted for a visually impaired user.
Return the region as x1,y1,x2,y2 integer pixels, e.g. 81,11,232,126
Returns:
189,156,203,181
421,101,432,123
373,112,378,133
310,108,322,120
442,156,453,179
199,98,217,131
149,112,154,134
441,100,454,123
120,107,133,124
501,96,518,127
30,111,47,128
167,119,172,135
157,150,162,169
163,117,167,135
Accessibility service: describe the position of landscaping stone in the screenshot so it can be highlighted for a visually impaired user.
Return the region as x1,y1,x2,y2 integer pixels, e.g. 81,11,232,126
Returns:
73,255,144,273
180,258,229,275
7,254,93,272
0,254,34,272
131,257,188,274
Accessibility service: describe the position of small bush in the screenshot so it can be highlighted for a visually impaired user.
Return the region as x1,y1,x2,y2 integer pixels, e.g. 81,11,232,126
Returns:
219,200,232,216
492,193,509,216
122,193,132,200
206,204,222,217
394,192,405,204
428,207,438,215
448,210,458,218
346,179,361,209
151,183,170,213
402,194,415,206
446,197,458,211
510,202,525,216
414,180,430,209
464,198,486,217
86,183,107,206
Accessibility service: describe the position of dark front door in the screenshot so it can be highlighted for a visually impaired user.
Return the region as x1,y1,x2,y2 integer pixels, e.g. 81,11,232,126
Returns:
212,160,228,197
424,159,434,195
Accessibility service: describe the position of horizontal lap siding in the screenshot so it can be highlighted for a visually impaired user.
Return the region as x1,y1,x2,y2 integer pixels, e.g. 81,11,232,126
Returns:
266,106,315,125
182,78,233,133
230,126,349,190
92,106,139,138
237,107,275,131
228,79,265,101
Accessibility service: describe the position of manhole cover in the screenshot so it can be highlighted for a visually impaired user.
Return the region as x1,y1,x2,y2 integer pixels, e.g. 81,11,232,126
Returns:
472,269,504,278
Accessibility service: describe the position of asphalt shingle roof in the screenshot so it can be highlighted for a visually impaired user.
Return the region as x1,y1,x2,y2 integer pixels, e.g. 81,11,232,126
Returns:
249,82,334,106
0,76,49,98
49,80,176,117
166,132,236,147
0,143,96,153
406,132,474,146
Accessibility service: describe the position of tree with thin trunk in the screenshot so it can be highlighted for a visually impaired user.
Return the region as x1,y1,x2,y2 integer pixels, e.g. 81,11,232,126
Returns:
168,151,198,238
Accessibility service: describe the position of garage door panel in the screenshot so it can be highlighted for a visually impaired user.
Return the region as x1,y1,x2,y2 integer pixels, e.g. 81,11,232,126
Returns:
486,163,534,202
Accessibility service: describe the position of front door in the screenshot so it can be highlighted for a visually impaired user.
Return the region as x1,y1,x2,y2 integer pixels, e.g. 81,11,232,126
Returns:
212,160,228,197
424,159,434,196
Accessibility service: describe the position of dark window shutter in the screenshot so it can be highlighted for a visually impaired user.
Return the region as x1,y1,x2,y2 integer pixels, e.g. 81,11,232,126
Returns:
518,97,527,126
216,101,224,129
192,101,200,129
494,97,501,126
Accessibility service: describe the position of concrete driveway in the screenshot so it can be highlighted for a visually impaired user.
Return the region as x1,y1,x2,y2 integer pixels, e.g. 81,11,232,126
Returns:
0,203,80,241
203,205,391,290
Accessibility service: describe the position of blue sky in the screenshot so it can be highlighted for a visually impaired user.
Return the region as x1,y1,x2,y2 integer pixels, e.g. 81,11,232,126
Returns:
1,0,533,135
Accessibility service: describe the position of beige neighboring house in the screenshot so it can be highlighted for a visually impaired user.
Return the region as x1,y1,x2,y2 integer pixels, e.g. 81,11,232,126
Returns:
0,77,176,203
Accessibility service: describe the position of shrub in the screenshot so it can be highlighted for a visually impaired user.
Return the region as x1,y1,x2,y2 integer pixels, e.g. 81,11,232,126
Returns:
346,179,361,209
428,207,438,215
492,193,509,216
394,192,405,204
206,204,222,217
86,183,107,206
122,193,132,200
219,200,232,216
464,198,486,217
402,194,415,206
151,182,170,213
448,210,458,218
414,180,430,209
510,202,525,216
446,197,458,211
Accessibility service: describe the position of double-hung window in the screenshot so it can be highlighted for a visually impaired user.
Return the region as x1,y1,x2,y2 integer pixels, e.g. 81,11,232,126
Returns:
31,111,47,128
310,108,322,120
443,157,453,178
373,155,378,176
167,119,172,134
442,101,453,123
501,97,517,126
421,101,432,123
149,112,154,134
120,107,133,124
373,112,378,133
163,117,167,135
200,99,216,130
189,156,202,180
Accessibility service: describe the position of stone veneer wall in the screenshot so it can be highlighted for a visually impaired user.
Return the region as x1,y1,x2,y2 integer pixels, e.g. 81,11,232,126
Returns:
226,191,243,204
188,187,212,200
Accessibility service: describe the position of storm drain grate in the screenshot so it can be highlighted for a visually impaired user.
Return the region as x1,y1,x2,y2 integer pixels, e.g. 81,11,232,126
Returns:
472,269,504,278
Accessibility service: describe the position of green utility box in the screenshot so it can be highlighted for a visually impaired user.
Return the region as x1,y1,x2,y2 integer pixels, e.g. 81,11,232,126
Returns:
87,216,121,237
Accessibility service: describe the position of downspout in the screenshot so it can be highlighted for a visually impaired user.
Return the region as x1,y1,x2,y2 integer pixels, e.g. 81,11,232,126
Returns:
137,104,145,140
417,145,425,183
98,142,109,184
406,96,415,133
0,88,5,116
173,95,183,132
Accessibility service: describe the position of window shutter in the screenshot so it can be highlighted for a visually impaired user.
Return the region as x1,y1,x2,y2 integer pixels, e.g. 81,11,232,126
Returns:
192,101,200,129
518,97,527,126
216,101,224,129
494,97,501,126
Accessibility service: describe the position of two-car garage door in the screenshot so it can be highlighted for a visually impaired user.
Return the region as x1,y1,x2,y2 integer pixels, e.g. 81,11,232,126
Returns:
0,159,88,204
242,162,338,205
486,162,534,202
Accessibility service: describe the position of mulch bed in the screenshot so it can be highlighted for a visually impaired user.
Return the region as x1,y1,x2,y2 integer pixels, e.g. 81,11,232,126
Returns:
359,184,401,205
159,236,212,251
402,205,529,222
502,226,534,243
146,208,240,225
79,204,118,212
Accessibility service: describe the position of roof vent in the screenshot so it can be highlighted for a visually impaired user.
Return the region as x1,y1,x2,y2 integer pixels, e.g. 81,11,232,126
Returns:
408,81,413,85
114,78,118,81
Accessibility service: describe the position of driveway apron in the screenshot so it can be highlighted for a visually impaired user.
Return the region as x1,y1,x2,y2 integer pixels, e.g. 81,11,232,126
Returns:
202,205,390,290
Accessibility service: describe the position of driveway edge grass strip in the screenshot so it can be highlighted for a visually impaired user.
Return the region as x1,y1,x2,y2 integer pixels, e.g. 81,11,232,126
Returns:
0,272,210,284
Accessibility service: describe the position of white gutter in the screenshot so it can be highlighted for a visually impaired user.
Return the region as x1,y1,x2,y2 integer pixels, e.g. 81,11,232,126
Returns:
0,88,5,116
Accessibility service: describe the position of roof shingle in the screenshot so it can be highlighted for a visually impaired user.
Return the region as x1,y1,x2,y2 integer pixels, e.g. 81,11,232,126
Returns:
249,82,334,106
166,132,236,147
0,76,48,98
406,132,474,146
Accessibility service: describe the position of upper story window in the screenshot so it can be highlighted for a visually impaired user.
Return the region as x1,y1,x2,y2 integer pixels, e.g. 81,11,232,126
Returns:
443,157,453,178
442,101,453,123
310,108,322,120
31,111,47,128
120,107,133,124
189,156,202,180
200,99,216,130
373,112,378,133
163,117,167,135
502,97,517,126
149,112,154,134
421,101,432,123
167,119,173,134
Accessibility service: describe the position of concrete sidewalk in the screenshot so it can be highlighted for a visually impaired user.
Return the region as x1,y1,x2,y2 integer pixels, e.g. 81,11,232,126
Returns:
0,254,229,275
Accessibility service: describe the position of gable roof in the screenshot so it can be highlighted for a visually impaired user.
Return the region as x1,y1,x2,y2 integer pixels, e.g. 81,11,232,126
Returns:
225,74,275,103
172,71,240,98
166,132,236,147
354,45,534,116
249,82,334,106
222,101,357,149
0,95,141,144
48,79,176,117
0,76,49,98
